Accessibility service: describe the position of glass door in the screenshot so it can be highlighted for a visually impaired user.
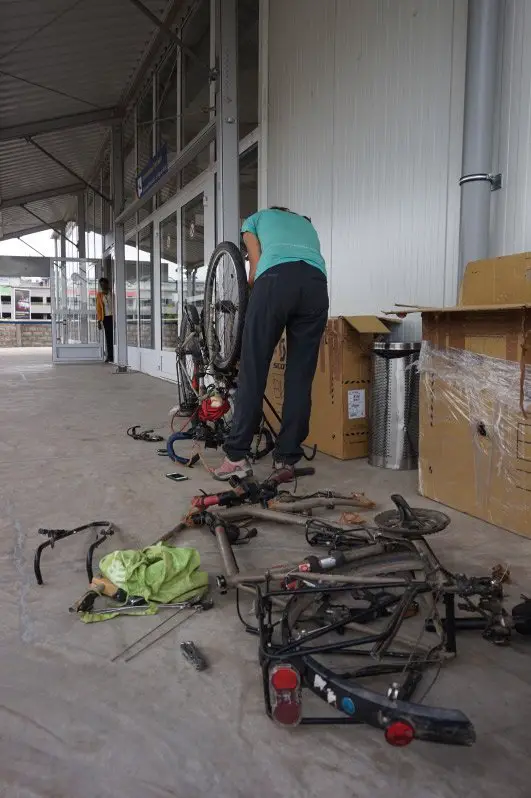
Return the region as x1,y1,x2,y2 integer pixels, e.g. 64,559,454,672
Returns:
159,174,214,380
50,258,104,363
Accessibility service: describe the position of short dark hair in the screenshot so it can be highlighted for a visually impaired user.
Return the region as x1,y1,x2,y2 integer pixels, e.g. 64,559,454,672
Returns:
99,277,109,288
269,206,312,223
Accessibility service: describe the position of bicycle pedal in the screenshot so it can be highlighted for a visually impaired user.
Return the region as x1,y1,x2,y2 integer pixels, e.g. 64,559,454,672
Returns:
180,641,208,671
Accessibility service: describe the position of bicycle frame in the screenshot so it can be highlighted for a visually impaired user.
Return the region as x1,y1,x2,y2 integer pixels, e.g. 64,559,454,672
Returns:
201,491,518,745
255,580,475,745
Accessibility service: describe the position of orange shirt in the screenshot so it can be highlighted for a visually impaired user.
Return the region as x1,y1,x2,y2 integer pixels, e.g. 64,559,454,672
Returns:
96,291,112,321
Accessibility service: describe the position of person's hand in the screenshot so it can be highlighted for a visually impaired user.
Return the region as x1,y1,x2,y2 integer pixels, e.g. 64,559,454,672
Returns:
97,321,102,331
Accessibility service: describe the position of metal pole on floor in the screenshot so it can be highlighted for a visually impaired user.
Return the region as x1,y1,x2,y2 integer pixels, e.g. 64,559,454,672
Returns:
457,0,501,291
111,123,128,371
215,0,240,245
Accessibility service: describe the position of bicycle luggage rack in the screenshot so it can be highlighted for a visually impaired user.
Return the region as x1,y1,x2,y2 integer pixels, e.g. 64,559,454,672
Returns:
34,521,114,586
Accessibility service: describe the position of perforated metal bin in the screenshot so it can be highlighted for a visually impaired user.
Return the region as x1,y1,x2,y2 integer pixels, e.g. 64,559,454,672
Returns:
368,341,421,470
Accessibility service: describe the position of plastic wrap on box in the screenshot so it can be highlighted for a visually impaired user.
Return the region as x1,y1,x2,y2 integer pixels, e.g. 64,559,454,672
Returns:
417,342,531,536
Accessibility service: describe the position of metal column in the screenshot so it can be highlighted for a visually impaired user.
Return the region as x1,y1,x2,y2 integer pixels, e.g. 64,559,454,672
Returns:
59,225,67,346
77,192,86,257
112,124,128,371
458,0,501,287
76,192,89,341
215,0,240,244
60,224,66,260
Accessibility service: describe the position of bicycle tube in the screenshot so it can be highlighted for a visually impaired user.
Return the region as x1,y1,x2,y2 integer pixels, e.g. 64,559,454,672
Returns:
166,430,195,465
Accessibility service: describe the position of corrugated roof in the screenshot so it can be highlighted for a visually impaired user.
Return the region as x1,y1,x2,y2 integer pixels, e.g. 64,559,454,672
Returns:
0,0,187,239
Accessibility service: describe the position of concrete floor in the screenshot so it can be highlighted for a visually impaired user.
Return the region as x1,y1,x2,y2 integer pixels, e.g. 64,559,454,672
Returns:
2,347,531,798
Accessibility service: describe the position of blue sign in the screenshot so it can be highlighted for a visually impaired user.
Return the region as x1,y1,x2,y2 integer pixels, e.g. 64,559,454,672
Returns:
136,143,168,199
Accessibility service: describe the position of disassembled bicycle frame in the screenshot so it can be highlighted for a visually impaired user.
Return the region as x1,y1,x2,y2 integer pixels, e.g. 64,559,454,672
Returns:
160,476,520,747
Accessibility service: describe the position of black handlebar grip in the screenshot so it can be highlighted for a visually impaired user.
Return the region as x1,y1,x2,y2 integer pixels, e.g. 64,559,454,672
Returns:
293,467,315,477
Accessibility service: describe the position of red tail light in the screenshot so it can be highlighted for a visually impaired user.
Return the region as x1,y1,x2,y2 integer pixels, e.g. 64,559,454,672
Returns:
269,665,302,726
384,720,415,747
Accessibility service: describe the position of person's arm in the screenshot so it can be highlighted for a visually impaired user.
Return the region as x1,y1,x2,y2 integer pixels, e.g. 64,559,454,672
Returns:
96,293,104,328
243,232,261,287
241,213,261,287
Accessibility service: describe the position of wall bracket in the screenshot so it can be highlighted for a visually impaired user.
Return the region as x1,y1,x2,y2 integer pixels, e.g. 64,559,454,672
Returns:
459,172,502,192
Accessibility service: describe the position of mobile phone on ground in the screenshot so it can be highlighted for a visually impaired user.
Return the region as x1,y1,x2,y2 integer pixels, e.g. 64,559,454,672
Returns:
165,473,189,482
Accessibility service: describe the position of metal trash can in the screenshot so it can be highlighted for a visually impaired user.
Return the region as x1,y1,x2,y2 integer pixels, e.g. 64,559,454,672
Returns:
368,342,421,470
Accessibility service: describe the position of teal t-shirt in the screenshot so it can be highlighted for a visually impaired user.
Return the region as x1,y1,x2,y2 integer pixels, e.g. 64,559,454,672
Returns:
241,209,327,281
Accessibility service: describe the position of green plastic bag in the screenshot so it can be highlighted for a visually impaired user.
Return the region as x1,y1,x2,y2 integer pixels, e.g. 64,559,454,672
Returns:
98,543,208,604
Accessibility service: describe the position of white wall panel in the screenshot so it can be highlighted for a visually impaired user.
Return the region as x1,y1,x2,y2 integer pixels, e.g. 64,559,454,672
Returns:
267,0,335,270
267,0,467,327
490,0,531,257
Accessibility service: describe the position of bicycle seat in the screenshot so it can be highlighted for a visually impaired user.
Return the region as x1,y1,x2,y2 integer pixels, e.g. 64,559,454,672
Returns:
374,494,450,539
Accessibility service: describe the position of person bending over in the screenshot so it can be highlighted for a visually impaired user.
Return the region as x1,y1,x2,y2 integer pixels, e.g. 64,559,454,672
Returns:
213,206,329,481
96,277,114,363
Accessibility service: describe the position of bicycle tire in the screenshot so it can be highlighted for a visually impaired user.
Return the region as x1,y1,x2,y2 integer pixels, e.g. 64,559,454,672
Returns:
203,241,248,373
175,311,201,414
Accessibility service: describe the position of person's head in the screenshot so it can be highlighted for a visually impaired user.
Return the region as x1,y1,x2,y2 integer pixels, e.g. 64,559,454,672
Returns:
269,206,312,223
99,277,110,293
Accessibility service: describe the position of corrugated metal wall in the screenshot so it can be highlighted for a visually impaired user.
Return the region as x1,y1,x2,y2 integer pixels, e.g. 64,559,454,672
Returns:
490,0,531,257
267,0,467,324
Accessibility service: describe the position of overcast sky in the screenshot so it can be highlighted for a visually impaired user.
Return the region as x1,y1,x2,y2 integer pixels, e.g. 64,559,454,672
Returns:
0,231,148,263
0,230,56,257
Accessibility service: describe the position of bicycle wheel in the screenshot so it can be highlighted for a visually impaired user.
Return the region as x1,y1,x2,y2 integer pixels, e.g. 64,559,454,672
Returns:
203,241,248,374
175,310,202,415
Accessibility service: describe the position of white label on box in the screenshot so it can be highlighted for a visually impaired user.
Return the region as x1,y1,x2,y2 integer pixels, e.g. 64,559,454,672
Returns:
347,389,366,420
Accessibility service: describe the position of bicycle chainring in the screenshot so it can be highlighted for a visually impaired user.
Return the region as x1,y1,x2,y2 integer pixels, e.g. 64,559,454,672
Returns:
374,507,450,537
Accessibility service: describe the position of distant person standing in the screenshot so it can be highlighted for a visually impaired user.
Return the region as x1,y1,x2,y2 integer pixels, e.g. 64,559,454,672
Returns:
96,277,114,363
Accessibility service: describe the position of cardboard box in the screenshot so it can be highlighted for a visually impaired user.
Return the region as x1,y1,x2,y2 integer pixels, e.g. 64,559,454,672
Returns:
264,316,390,460
414,304,531,538
460,252,531,306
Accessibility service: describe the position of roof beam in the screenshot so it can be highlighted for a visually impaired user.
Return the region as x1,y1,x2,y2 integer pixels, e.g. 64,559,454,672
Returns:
127,0,211,72
0,183,85,210
120,0,199,112
21,205,77,248
26,138,112,203
0,108,120,143
0,222,65,241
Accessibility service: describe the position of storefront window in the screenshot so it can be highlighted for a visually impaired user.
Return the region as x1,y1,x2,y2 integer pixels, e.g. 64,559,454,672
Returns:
239,145,258,220
238,0,259,139
157,175,179,209
156,47,179,208
137,83,154,175
181,144,211,190
125,235,138,347
160,212,179,351
181,0,211,149
182,194,206,312
122,112,136,207
157,47,178,158
102,157,112,236
138,224,154,349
